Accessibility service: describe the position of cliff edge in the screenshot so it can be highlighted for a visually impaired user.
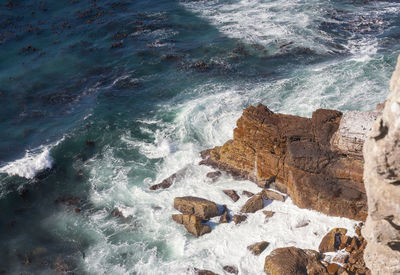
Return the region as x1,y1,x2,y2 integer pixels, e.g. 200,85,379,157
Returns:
363,55,400,274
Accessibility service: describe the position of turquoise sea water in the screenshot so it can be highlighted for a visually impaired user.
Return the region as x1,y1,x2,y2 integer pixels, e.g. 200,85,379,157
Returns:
0,0,399,274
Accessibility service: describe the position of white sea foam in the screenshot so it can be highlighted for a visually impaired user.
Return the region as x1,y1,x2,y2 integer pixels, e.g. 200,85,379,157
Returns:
0,139,63,179
79,85,362,274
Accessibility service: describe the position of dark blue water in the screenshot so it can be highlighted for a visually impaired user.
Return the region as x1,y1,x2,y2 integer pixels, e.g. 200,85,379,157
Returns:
0,0,399,273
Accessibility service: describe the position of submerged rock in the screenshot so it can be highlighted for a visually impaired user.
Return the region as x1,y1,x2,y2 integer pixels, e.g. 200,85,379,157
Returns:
363,55,400,274
247,241,269,255
174,196,219,220
201,104,372,220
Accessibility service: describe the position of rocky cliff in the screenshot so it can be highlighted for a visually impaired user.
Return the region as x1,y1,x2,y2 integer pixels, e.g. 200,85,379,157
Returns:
201,105,379,221
363,55,400,274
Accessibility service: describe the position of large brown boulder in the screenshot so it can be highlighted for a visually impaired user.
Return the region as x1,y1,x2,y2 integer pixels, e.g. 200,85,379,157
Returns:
363,55,400,274
172,214,211,237
200,104,375,220
264,247,327,275
174,196,219,220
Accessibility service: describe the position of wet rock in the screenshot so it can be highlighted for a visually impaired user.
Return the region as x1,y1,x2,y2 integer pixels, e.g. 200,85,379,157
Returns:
150,168,188,190
233,214,247,225
223,265,238,274
174,196,219,220
223,190,240,202
201,104,369,220
319,228,347,253
263,210,275,218
74,208,81,213
240,194,263,213
242,190,254,197
206,171,222,182
260,189,285,202
247,241,269,255
363,56,400,274
264,247,327,275
172,214,211,237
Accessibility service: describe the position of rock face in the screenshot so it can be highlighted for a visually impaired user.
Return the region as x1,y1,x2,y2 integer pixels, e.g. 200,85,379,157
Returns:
363,55,400,274
264,247,327,275
200,104,375,220
174,196,219,220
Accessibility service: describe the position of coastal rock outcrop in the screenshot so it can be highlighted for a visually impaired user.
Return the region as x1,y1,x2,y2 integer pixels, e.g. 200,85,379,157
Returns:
363,55,400,274
200,103,378,220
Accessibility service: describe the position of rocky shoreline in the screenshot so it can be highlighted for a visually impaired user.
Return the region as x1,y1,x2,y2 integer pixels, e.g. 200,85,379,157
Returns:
149,56,400,274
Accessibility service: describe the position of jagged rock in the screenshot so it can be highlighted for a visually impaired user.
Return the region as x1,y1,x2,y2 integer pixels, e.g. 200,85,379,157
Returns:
260,189,285,202
174,196,219,220
242,190,254,197
233,214,247,224
264,247,327,275
150,167,188,190
201,104,370,220
194,268,218,275
223,190,240,202
206,171,222,182
223,265,238,274
363,55,400,274
240,194,264,213
318,228,347,253
172,214,211,237
247,241,269,255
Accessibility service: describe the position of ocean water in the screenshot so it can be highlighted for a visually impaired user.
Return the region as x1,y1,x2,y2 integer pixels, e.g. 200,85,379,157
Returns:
0,0,399,274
